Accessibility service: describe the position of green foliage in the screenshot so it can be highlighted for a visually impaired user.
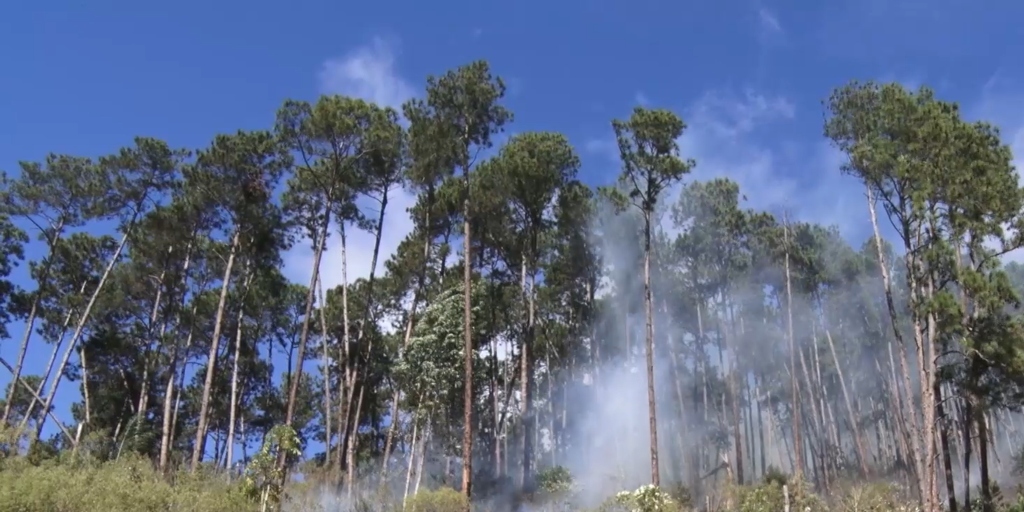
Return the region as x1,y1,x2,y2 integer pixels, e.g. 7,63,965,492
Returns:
0,454,254,512
732,479,824,512
537,465,575,494
832,482,914,512
614,484,679,512
405,487,470,512
241,424,301,510
761,465,789,486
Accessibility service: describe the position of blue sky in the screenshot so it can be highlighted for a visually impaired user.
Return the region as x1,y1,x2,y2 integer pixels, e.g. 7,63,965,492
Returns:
2,0,1024,457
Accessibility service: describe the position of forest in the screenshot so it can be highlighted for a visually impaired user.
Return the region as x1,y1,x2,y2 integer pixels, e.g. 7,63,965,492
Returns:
2,60,1024,512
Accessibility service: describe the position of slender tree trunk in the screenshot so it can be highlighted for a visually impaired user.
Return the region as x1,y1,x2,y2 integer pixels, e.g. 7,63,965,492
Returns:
783,220,803,479
460,163,475,503
18,280,84,434
866,187,923,491
936,380,957,512
226,265,255,470
278,211,332,485
521,257,536,489
0,222,63,426
979,410,992,512
824,328,868,478
336,223,352,477
642,211,660,486
338,187,389,493
79,346,92,426
315,276,333,473
0,357,75,444
382,205,432,478
191,229,242,471
158,241,196,472
345,381,366,497
33,225,133,440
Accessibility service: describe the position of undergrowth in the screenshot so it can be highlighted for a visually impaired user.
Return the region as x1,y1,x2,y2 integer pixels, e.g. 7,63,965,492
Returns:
1,449,1023,512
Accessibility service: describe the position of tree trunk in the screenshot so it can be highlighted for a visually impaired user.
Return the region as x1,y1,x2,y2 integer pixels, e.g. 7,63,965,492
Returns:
226,266,255,470
461,173,474,501
824,328,869,478
190,229,242,471
33,225,133,441
0,221,63,426
277,215,331,478
315,276,334,474
18,280,85,434
158,242,198,472
783,220,802,479
382,205,432,478
642,211,660,486
521,257,535,490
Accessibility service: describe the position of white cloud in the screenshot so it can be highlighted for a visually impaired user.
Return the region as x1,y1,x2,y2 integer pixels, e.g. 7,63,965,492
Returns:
284,38,420,291
317,37,416,112
758,8,782,34
676,90,871,242
588,88,871,243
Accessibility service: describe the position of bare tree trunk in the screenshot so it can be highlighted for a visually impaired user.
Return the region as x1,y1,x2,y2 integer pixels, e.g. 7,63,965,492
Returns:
158,242,197,472
520,257,534,489
866,186,923,491
783,220,803,479
336,223,352,478
825,328,869,478
0,222,63,426
277,211,333,482
191,229,242,471
226,266,255,470
461,173,474,501
382,206,432,478
936,380,958,512
346,384,366,498
0,357,75,445
33,226,133,441
642,211,660,486
79,346,92,426
316,276,333,473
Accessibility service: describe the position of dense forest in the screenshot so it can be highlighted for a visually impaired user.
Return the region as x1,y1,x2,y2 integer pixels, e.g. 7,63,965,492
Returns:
3,60,1024,512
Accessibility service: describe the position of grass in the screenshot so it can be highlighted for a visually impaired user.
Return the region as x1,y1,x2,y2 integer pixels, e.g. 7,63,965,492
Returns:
0,449,1022,512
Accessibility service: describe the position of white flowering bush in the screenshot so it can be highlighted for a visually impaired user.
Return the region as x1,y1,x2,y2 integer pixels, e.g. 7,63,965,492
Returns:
614,484,678,512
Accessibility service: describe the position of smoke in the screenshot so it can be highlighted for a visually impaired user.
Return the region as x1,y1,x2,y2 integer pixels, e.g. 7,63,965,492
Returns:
292,180,1024,511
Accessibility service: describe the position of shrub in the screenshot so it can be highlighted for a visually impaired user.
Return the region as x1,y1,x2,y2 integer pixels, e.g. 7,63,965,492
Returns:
405,487,469,512
733,479,824,512
0,453,255,512
614,484,679,512
537,465,574,494
833,482,915,512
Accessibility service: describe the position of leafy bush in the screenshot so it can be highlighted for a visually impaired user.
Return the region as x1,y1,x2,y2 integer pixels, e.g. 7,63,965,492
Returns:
660,481,693,510
537,465,574,494
762,465,789,487
833,482,915,512
404,487,469,512
0,453,255,512
614,484,680,512
733,479,824,512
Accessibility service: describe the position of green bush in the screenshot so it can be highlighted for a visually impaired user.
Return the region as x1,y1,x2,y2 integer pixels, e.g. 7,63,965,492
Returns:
537,465,574,494
0,454,255,512
405,487,469,512
833,482,914,512
733,479,824,512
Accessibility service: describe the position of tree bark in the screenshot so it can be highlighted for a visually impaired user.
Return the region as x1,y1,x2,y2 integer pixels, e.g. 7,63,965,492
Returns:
191,229,241,471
